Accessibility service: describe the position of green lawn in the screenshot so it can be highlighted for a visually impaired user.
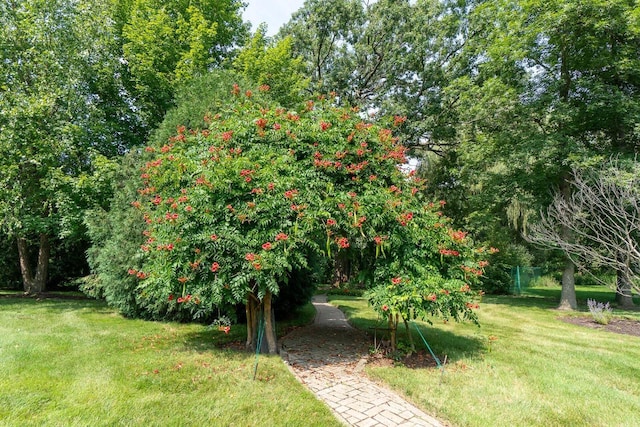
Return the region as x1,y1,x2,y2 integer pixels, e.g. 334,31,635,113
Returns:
0,294,340,427
330,286,640,427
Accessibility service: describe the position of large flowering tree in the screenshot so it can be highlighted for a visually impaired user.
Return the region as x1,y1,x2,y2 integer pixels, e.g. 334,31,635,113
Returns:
129,84,489,353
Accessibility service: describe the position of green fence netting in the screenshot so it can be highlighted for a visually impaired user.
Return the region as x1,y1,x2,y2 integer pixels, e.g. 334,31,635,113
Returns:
510,266,542,295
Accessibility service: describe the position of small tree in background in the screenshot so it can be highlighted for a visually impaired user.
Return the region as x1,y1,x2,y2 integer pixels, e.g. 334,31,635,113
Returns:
126,84,485,353
527,159,640,308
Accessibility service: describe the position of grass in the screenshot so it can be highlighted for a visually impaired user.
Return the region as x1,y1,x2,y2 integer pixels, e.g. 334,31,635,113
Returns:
0,293,340,427
329,286,640,427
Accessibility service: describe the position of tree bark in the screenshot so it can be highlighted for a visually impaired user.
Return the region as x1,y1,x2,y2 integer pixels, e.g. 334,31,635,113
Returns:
403,317,415,354
245,293,259,351
558,257,577,310
615,255,634,308
245,291,278,354
333,253,351,286
17,234,49,294
388,313,398,352
557,176,577,310
263,290,278,354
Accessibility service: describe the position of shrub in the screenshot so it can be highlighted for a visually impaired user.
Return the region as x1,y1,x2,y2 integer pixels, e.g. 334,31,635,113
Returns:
587,299,613,325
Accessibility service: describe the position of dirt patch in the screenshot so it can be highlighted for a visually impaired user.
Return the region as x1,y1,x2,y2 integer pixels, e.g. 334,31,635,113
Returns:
560,316,640,338
367,349,441,369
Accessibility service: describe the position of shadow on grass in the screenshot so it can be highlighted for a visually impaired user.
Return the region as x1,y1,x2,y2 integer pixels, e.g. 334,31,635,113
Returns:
0,292,112,313
178,301,318,355
332,300,485,364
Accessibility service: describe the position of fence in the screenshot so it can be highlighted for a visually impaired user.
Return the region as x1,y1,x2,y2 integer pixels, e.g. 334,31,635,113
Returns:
510,266,542,295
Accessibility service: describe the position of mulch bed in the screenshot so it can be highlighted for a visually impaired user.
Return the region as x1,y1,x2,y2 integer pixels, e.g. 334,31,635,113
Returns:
367,349,440,369
560,316,640,337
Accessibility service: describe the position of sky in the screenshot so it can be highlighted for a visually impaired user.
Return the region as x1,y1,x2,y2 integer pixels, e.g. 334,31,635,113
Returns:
242,0,306,36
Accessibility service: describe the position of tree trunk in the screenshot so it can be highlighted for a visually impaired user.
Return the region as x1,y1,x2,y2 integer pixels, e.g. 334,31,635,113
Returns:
245,293,259,351
17,234,49,294
245,291,278,354
558,258,577,310
615,258,634,308
557,176,577,310
332,253,351,286
263,290,278,354
403,317,415,354
388,313,398,352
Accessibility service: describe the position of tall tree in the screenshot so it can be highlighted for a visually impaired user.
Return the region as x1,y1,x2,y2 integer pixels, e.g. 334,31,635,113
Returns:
443,0,640,307
116,0,248,134
279,0,365,96
233,25,309,107
0,0,108,292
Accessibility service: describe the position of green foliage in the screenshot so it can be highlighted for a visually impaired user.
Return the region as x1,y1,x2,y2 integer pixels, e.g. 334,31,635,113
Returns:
117,0,248,130
233,25,309,107
85,153,148,318
150,70,255,147
0,0,96,239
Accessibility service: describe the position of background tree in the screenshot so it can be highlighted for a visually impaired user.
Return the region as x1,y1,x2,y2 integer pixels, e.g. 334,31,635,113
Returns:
0,0,117,293
279,0,365,96
233,25,309,107
115,0,248,135
528,159,640,308
420,0,640,306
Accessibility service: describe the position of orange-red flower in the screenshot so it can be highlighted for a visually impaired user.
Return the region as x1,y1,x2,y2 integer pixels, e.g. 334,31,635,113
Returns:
284,189,298,199
255,118,267,129
210,262,220,272
262,242,272,251
336,237,349,248
439,248,459,256
221,131,233,141
450,230,467,242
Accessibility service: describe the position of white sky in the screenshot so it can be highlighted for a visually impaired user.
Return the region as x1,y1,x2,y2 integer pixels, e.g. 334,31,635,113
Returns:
243,0,306,36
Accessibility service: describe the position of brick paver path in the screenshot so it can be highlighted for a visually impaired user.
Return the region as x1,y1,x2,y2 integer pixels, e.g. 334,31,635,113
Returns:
281,295,445,427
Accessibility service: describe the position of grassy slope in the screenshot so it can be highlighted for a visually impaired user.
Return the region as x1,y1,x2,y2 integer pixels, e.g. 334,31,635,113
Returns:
330,286,640,427
0,295,340,427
